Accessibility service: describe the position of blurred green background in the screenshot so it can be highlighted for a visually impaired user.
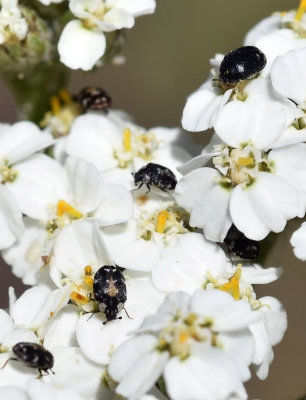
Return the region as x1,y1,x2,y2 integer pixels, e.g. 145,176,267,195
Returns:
0,0,305,399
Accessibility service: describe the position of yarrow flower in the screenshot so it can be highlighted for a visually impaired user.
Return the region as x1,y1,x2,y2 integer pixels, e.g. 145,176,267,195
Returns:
109,290,261,400
58,0,156,70
0,0,28,45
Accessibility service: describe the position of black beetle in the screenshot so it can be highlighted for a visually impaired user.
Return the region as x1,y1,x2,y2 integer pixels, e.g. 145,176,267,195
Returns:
76,87,112,112
93,265,127,324
2,342,54,377
133,163,177,193
219,46,266,87
224,224,260,260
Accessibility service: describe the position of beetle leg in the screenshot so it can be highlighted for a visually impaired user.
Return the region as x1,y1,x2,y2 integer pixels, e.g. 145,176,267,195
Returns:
123,307,133,320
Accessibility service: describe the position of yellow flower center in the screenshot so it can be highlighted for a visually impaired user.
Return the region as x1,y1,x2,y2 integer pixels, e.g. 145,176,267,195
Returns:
218,267,242,300
123,128,132,152
156,210,170,233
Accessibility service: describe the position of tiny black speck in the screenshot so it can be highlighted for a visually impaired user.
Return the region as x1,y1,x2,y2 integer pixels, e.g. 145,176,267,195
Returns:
76,87,112,112
12,342,54,375
133,163,177,193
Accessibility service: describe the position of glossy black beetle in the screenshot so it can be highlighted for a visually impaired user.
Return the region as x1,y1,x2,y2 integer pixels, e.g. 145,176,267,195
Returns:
224,224,260,260
133,163,177,193
219,46,266,87
2,342,54,377
76,87,112,112
93,265,127,324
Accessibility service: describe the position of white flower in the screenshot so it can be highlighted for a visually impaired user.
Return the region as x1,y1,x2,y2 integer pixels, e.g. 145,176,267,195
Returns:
0,0,28,44
58,0,156,70
175,97,304,241
109,290,261,400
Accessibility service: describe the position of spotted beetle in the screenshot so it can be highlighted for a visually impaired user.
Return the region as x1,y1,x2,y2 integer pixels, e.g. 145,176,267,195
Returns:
2,342,54,377
219,46,266,87
133,163,177,193
76,87,112,112
224,224,260,260
93,265,127,324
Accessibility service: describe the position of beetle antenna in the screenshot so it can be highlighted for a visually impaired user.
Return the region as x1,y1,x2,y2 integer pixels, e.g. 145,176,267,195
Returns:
1,357,18,369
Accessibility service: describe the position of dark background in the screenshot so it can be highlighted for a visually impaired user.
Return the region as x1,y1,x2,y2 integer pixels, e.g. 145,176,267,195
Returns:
0,1,305,399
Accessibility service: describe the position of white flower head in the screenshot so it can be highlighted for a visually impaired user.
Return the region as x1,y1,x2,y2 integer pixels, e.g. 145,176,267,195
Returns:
0,0,28,44
58,0,156,70
109,290,261,400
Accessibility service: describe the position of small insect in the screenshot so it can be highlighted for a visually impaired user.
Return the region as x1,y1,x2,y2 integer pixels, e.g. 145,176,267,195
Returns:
224,224,260,260
219,46,266,87
76,87,112,112
133,163,177,193
93,265,127,324
2,342,54,377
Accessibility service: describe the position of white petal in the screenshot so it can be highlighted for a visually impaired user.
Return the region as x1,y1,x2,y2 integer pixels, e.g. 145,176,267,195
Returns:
76,304,149,364
27,379,86,400
65,157,105,213
43,305,79,349
106,0,156,16
0,387,28,400
98,8,134,31
164,353,247,400
1,328,38,350
182,78,232,132
271,47,306,106
244,14,281,46
291,221,306,260
65,114,121,171
50,219,112,283
94,183,133,225
190,290,261,332
6,154,69,221
12,285,70,331
230,173,300,240
116,351,168,400
0,122,53,165
0,310,14,342
0,185,24,249
58,20,106,71
259,296,287,346
49,347,104,398
240,264,282,285
215,101,287,149
2,218,49,285
109,335,158,382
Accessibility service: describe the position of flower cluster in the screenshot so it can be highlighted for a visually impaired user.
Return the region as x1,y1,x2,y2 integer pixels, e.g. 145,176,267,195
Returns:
1,0,306,399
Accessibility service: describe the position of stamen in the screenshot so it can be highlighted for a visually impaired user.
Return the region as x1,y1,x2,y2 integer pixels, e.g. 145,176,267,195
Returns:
156,210,170,233
51,96,61,115
179,333,189,344
59,89,72,104
218,267,242,300
56,200,83,219
84,276,94,287
237,157,254,167
84,266,92,276
295,0,306,21
70,291,89,305
123,128,132,152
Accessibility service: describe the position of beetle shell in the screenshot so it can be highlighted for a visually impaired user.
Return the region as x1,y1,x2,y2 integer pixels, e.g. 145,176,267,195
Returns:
12,342,54,371
133,163,177,192
224,224,259,260
219,46,266,86
76,87,112,112
93,265,127,323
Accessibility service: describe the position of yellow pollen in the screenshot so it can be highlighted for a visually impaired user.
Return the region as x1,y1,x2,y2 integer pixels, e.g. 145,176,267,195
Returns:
123,128,132,152
179,333,189,344
156,210,170,233
295,0,306,21
84,276,94,287
56,200,83,219
237,157,254,167
70,291,89,305
51,96,61,115
59,89,72,104
218,267,242,300
84,265,92,276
